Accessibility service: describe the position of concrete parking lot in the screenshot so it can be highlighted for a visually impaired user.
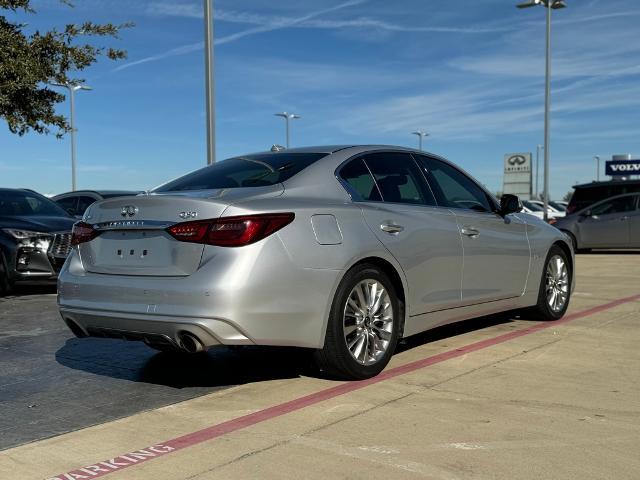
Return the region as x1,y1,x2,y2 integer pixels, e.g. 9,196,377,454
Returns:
1,253,639,480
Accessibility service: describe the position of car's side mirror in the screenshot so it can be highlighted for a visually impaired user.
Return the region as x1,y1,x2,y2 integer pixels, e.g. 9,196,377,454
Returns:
499,194,522,216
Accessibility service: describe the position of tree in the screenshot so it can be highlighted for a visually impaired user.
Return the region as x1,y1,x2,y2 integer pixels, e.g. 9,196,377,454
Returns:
0,0,131,137
562,190,573,202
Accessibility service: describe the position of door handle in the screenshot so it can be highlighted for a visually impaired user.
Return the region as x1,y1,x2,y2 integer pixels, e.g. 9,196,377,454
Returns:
461,226,480,238
380,223,404,234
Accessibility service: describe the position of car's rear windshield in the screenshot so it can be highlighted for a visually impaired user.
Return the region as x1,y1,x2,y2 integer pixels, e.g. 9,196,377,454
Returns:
153,153,327,192
0,190,69,217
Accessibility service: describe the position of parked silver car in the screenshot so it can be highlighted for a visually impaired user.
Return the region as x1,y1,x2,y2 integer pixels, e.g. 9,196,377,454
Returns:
58,146,574,379
553,193,640,251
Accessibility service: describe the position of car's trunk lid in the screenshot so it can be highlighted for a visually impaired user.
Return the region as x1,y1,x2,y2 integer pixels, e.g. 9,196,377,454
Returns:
80,186,283,276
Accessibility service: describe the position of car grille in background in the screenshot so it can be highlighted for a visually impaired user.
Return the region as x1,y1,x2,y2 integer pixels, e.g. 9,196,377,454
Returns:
49,232,72,258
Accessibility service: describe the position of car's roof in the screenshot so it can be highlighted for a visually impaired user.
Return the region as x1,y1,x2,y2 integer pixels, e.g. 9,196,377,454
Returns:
55,190,143,196
0,188,39,192
248,145,427,156
573,179,640,190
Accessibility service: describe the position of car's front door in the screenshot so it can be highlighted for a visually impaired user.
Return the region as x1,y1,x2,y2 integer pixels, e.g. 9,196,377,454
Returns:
339,152,463,316
416,155,530,305
578,195,636,248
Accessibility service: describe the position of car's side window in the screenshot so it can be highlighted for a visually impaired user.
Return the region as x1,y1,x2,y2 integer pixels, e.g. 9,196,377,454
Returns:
417,156,493,213
339,158,382,202
363,153,437,206
591,196,637,216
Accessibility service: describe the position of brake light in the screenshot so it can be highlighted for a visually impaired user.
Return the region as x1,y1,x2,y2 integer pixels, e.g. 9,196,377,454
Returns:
71,222,99,245
167,213,295,247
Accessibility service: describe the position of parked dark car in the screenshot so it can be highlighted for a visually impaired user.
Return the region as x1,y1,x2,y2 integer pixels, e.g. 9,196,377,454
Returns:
0,188,76,295
553,193,640,251
566,180,640,215
52,190,143,218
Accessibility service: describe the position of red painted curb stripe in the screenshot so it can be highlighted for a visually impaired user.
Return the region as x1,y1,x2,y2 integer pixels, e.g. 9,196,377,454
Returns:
48,293,640,480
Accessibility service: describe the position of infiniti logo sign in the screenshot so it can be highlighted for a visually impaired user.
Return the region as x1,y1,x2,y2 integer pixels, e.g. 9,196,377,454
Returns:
508,155,527,166
121,205,138,217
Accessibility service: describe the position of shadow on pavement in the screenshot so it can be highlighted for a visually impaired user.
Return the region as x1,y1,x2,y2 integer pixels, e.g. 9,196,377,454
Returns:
55,338,311,389
3,284,57,298
396,312,515,354
582,250,640,255
56,313,520,388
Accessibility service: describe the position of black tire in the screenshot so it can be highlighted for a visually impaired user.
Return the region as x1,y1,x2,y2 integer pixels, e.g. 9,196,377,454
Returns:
314,264,401,380
0,253,12,297
528,245,572,321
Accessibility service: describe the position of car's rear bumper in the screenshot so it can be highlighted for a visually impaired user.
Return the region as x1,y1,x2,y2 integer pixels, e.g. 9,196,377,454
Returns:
59,306,250,349
57,238,342,349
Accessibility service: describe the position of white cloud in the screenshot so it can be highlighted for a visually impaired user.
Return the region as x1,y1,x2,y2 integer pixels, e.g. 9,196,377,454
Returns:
147,2,514,34
117,0,366,72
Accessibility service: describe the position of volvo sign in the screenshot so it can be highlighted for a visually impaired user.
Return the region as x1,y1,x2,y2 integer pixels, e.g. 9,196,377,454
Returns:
606,159,640,176
503,153,532,200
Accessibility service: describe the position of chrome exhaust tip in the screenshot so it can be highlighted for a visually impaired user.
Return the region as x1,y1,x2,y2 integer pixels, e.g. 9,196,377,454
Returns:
179,332,204,353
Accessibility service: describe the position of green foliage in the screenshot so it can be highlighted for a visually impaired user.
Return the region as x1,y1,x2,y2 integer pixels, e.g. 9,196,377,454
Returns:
0,0,132,137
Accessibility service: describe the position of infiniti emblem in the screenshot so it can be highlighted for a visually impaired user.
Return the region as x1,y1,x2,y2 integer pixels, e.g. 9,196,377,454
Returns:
508,155,527,166
121,205,139,217
179,211,198,219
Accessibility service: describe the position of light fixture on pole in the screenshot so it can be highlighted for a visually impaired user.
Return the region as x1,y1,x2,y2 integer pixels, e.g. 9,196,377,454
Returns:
51,81,92,192
517,0,567,221
594,155,600,181
274,112,301,148
204,0,216,164
411,130,429,151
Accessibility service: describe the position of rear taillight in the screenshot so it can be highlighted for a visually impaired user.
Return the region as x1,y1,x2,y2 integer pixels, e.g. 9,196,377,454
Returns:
167,213,295,247
71,222,99,245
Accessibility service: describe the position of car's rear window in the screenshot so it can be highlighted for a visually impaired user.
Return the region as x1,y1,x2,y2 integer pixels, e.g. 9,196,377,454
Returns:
153,153,327,192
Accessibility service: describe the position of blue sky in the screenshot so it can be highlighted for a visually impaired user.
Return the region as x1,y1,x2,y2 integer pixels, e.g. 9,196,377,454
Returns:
1,0,639,197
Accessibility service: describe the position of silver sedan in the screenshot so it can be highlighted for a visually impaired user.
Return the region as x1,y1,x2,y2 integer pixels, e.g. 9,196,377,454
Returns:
552,193,640,252
58,146,574,379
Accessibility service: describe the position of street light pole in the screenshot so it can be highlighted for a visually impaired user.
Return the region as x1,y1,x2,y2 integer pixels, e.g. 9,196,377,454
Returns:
536,144,543,198
274,112,301,148
594,155,600,181
517,0,567,221
204,0,216,164
52,82,92,191
411,130,429,151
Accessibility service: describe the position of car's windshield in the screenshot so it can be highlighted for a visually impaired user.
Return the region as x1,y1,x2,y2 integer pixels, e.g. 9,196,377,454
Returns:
153,153,327,192
522,200,544,212
0,190,69,217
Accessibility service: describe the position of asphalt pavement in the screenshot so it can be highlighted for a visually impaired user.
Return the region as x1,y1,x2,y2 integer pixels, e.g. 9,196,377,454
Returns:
0,286,311,451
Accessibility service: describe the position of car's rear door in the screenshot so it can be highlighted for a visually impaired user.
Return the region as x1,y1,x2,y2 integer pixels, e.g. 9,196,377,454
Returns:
339,152,463,316
416,155,530,305
578,196,635,248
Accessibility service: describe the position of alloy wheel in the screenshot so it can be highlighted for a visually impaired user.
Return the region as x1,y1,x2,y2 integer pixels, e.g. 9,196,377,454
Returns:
545,255,569,312
343,279,394,366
